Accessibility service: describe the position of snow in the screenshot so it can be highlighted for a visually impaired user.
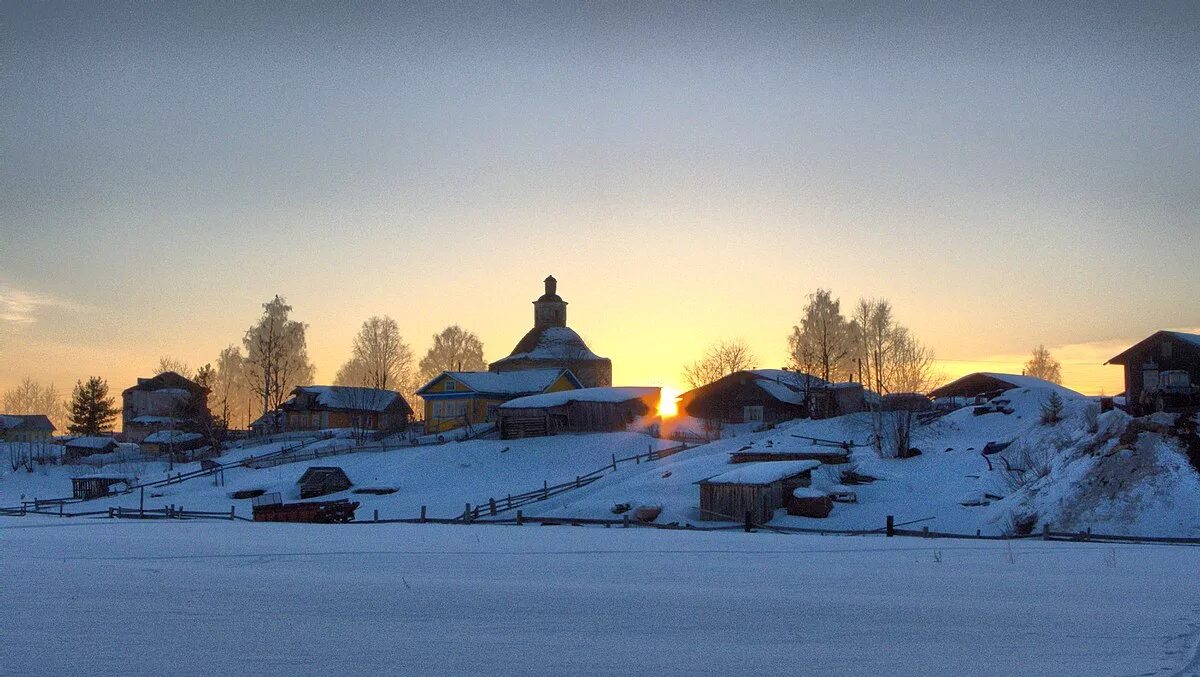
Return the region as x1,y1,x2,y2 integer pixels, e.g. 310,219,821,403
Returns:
293,386,402,412
129,415,183,425
1,521,1198,676
701,460,821,485
747,369,828,404
438,369,570,395
142,430,203,444
500,386,659,409
64,436,117,449
972,372,1084,398
1168,330,1200,348
791,486,827,499
493,326,604,362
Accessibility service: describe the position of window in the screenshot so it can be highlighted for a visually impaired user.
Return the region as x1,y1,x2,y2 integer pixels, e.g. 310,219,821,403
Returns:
445,380,456,392
743,406,764,423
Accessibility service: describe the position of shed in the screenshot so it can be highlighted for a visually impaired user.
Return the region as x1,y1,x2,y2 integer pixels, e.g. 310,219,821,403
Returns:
64,436,119,460
697,460,820,524
786,487,834,518
496,387,660,439
1105,330,1200,414
298,466,353,499
729,447,850,465
141,430,205,455
71,474,130,500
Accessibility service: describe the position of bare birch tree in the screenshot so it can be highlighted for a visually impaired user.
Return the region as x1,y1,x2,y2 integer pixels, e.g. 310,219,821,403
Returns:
242,295,315,416
682,340,757,389
155,356,193,379
787,288,853,382
1023,344,1063,384
2,378,66,430
418,325,486,381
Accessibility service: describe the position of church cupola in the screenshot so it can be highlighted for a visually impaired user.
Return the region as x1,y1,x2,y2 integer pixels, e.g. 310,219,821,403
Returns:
533,275,567,328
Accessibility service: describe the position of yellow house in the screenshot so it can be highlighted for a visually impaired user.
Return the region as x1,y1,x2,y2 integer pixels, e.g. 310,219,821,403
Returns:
0,414,56,443
416,369,582,434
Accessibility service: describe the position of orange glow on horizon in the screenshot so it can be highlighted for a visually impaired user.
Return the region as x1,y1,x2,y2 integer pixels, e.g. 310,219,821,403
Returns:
658,386,681,417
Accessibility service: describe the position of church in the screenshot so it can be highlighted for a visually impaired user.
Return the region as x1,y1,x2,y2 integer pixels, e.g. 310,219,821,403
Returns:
489,276,613,388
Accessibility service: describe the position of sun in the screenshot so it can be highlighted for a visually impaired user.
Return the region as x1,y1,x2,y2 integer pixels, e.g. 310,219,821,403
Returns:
657,386,681,417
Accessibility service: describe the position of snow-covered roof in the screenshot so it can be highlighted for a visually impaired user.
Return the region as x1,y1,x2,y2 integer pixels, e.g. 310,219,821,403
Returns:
72,473,131,481
929,372,1083,400
499,387,659,410
747,370,828,404
129,415,183,425
1167,331,1200,348
701,460,821,485
0,414,55,432
425,369,572,396
142,430,203,444
290,386,406,413
791,487,827,499
492,326,607,365
65,436,117,449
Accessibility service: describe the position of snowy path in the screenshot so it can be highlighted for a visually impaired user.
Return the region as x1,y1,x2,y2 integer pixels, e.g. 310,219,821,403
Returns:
3,520,1199,675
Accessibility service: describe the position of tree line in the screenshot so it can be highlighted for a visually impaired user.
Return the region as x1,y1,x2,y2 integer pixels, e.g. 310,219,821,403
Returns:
2,294,492,434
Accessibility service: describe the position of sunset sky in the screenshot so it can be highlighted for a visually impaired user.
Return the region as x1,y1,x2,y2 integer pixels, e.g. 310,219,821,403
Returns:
2,2,1197,399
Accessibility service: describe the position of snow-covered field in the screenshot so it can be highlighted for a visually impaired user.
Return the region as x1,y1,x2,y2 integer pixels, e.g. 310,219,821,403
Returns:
3,520,1199,676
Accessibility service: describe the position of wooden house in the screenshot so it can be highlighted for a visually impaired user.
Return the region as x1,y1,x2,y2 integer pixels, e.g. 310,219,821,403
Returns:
496,387,660,439
71,474,130,500
1105,330,1200,414
416,369,582,434
0,414,55,443
141,430,206,456
64,436,119,460
697,460,820,523
280,386,412,435
806,383,866,419
298,466,353,499
122,371,210,443
679,370,828,426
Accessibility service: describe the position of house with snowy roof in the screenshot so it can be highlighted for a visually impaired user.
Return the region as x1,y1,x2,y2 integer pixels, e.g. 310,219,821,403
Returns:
0,414,55,443
927,372,1082,401
279,386,413,435
496,386,660,439
488,276,613,388
416,369,582,434
678,369,831,426
1105,330,1200,414
63,436,119,460
122,371,210,443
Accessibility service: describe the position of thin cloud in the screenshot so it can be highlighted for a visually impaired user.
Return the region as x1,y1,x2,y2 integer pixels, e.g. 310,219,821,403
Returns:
0,283,80,324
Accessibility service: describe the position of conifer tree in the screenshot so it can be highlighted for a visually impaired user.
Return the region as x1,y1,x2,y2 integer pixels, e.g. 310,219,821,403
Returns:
67,377,119,435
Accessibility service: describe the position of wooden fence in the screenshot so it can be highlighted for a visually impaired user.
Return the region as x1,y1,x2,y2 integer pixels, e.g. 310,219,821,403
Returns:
461,443,691,520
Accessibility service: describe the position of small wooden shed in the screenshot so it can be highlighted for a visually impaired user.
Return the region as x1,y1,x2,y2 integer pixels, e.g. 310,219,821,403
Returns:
63,436,119,461
697,460,820,524
71,474,130,500
298,466,353,499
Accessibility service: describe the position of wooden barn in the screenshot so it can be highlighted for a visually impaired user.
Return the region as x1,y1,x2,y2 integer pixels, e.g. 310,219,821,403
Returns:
806,383,866,419
281,386,412,435
298,466,353,499
697,460,820,523
678,370,827,426
417,369,582,434
1106,330,1200,414
496,387,660,439
63,436,119,461
141,430,205,456
71,474,130,500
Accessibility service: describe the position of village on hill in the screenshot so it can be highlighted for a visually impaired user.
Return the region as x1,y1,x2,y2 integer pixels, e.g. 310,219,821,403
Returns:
3,275,1198,539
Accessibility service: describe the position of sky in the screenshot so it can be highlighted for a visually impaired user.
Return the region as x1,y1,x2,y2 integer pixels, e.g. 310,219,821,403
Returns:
2,1,1198,400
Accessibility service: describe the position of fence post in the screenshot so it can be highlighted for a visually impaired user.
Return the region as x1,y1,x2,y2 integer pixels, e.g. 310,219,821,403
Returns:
612,453,617,471
744,511,752,533
622,514,629,528
140,486,145,516
575,476,580,488
517,510,523,526
489,498,496,516
543,480,548,499
373,509,379,522
1042,523,1050,540
886,515,894,537
108,507,113,519
230,506,235,521
922,526,929,538
420,505,427,523
506,494,512,510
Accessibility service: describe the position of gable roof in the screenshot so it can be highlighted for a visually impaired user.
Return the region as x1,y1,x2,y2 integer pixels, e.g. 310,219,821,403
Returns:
682,369,828,405
1106,330,1200,365
699,460,821,486
64,436,118,450
0,414,55,433
142,430,203,445
928,372,1082,399
499,386,659,410
284,386,412,415
417,369,581,397
123,371,207,395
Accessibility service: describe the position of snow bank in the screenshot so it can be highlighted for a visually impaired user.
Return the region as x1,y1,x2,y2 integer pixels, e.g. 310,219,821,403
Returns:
500,387,658,409
702,460,820,485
